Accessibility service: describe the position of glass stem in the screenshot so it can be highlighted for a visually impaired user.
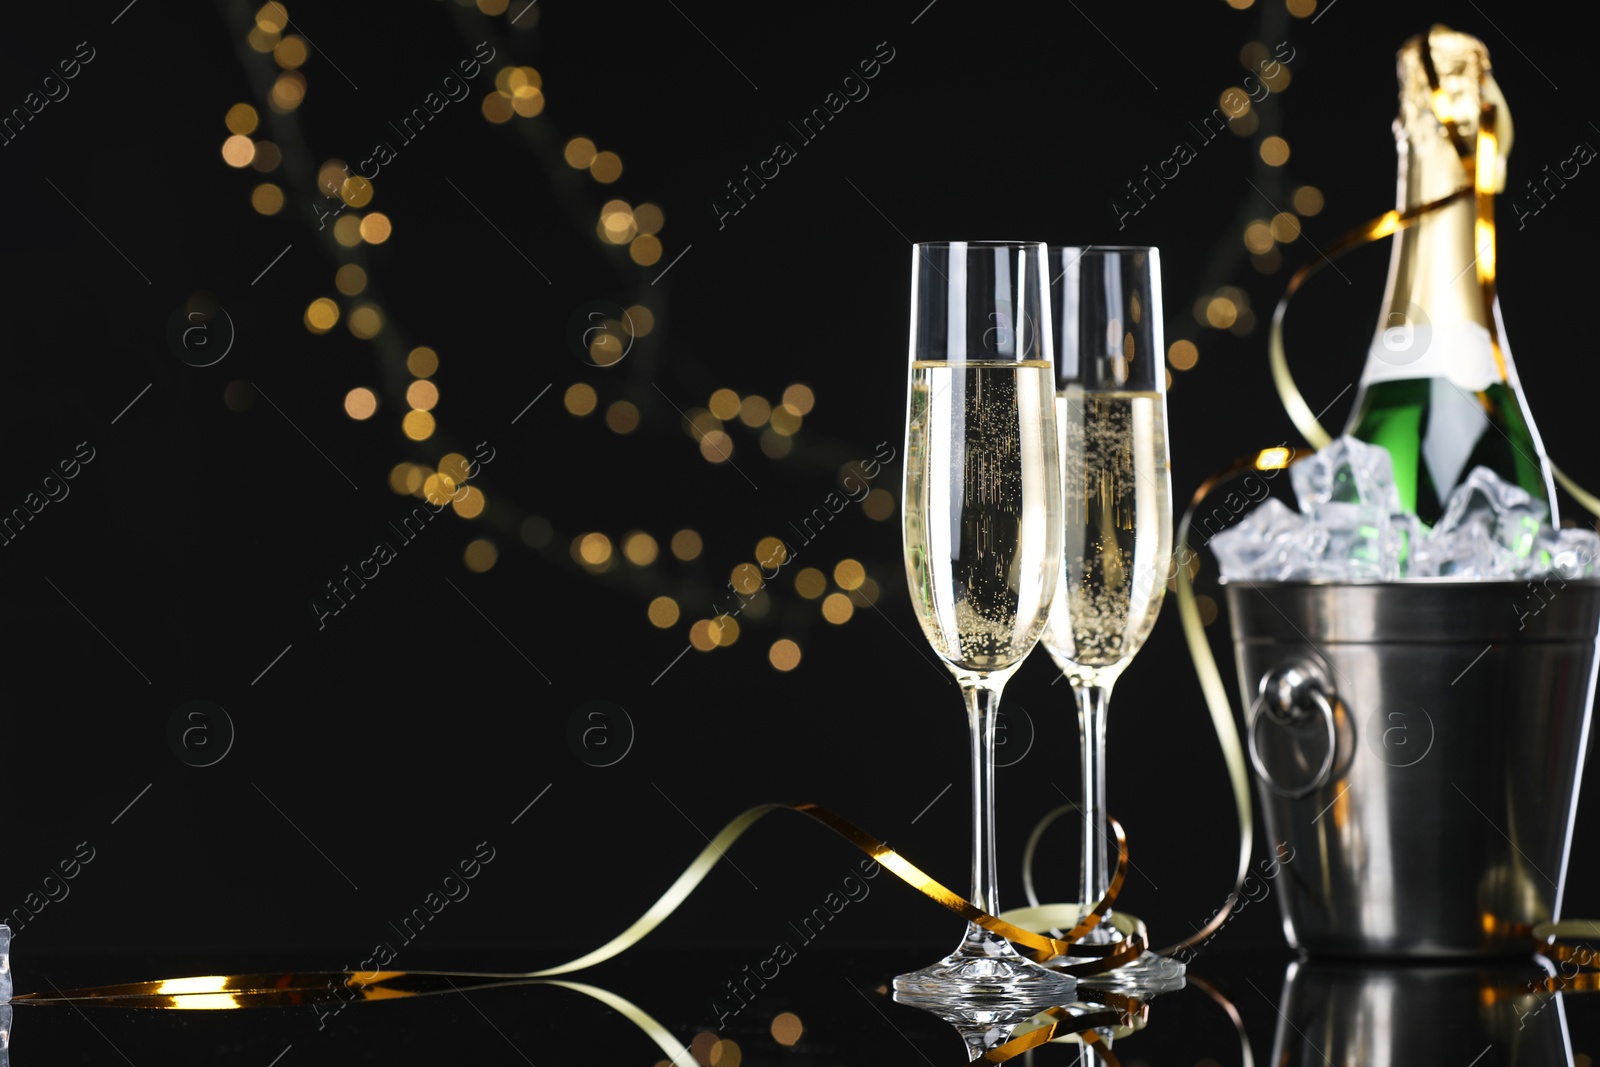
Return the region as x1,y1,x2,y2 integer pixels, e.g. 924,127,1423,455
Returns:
964,681,1005,928
1076,682,1113,931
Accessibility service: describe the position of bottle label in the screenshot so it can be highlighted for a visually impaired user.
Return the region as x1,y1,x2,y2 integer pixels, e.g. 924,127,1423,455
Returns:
1362,318,1498,392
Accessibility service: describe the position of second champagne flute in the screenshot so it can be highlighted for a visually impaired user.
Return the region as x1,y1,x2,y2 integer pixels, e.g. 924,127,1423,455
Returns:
1041,246,1183,990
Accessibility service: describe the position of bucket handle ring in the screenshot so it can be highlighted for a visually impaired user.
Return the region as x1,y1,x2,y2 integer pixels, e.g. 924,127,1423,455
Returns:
1247,664,1338,799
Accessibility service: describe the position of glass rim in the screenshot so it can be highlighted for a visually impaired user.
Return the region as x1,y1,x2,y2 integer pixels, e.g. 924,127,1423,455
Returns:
1047,244,1159,254
913,240,1048,250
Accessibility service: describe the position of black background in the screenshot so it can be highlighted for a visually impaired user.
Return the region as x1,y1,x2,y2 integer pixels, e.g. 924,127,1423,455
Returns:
3,0,1600,1060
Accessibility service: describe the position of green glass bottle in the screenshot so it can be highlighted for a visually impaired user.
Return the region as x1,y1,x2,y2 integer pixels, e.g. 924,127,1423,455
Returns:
1345,26,1557,526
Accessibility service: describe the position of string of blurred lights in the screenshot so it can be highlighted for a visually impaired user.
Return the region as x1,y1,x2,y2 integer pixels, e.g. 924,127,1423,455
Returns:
1163,0,1326,630
220,0,888,673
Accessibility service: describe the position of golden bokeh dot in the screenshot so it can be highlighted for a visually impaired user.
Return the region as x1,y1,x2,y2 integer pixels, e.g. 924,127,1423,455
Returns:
712,615,740,648
1259,136,1291,166
599,200,636,245
755,536,788,568
477,0,510,13
1253,247,1283,273
347,304,383,339
335,264,367,295
863,488,895,520
709,1038,742,1067
1169,339,1200,371
408,346,439,378
344,387,377,420
1229,110,1260,137
768,639,802,672
340,175,375,208
688,620,719,652
1221,89,1250,118
251,183,284,215
225,103,259,135
633,203,665,235
512,87,545,117
834,559,866,591
564,137,598,168
624,531,659,566
605,400,640,434
403,409,436,441
270,71,306,111
1225,0,1254,7
1243,220,1275,254
771,1013,803,1047
464,538,498,572
760,429,793,459
482,92,514,124
564,383,597,416
848,578,880,607
782,383,816,415
700,430,733,463
251,140,282,171
274,35,308,69
453,486,486,519
1286,0,1316,15
821,592,855,624
730,563,763,596
406,379,440,411
304,297,339,333
630,234,663,266
671,529,703,561
576,532,613,566
438,453,472,483
770,405,803,436
256,2,288,33
794,567,827,599
689,1032,720,1066
360,212,393,243
739,395,771,427
388,462,423,495
709,388,742,420
316,159,349,194
1293,185,1325,215
648,597,680,628
1270,211,1302,242
222,134,256,168
1196,593,1219,626
624,304,655,336
332,214,363,247
248,25,279,52
590,150,623,183
1205,297,1238,330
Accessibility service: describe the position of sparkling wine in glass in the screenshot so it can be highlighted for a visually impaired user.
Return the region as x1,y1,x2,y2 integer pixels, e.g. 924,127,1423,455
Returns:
1042,246,1183,990
895,241,1075,1007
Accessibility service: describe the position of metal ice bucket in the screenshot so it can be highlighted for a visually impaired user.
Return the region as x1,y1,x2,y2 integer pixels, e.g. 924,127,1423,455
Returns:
1225,579,1600,956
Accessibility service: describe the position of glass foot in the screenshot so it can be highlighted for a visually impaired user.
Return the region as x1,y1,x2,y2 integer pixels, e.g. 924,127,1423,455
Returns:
1044,915,1186,995
894,927,1077,1005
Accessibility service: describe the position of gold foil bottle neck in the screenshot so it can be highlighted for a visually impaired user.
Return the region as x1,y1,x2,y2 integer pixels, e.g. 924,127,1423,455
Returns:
1394,24,1512,191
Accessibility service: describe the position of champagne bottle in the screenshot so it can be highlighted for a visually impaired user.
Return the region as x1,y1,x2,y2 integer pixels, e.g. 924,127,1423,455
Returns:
1345,26,1557,525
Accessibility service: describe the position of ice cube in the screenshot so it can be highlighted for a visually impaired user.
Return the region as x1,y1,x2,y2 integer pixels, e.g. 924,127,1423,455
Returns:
1527,526,1600,580
1432,466,1548,566
1211,497,1328,580
1290,436,1403,516
1289,437,1405,579
1422,518,1520,579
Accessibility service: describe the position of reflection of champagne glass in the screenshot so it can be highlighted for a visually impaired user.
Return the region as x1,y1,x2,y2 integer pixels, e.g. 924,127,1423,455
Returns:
895,241,1075,1006
1041,247,1182,989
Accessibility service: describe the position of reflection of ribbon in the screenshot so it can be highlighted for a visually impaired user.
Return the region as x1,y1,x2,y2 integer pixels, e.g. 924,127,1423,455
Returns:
11,803,1146,1061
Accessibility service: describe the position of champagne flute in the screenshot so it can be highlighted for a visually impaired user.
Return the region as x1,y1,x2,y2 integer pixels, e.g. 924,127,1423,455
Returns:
1041,246,1183,990
895,241,1075,1005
